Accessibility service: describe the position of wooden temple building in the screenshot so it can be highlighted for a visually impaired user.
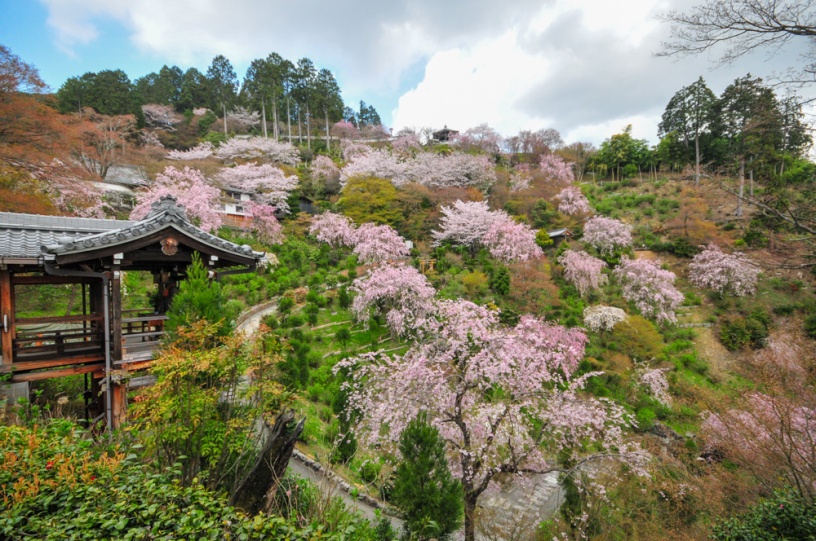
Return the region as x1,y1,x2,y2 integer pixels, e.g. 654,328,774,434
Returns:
0,196,264,428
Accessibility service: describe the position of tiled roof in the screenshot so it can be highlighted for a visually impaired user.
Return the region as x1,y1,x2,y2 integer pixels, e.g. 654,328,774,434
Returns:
0,213,135,259
0,197,264,263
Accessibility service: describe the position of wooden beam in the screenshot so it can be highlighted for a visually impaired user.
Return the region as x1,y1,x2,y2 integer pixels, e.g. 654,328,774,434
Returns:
15,314,103,325
12,275,98,285
1,354,105,373
1,270,12,366
11,363,105,382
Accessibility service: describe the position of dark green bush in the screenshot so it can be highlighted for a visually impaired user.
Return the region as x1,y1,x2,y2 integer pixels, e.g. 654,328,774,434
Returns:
712,489,816,541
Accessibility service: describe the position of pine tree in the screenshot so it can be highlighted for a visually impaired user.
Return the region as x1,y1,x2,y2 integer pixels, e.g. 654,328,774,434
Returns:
393,413,463,540
165,252,235,339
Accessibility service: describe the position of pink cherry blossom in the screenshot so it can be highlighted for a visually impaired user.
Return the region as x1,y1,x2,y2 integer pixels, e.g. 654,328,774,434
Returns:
246,202,283,245
582,216,633,255
167,142,214,161
583,305,627,332
213,136,300,165
637,367,672,406
310,155,340,183
131,166,222,232
352,222,409,264
432,200,507,249
613,257,684,325
482,218,543,263
350,263,436,337
539,153,575,184
336,299,649,541
309,212,356,248
688,244,760,297
217,162,298,213
558,250,608,297
555,186,592,215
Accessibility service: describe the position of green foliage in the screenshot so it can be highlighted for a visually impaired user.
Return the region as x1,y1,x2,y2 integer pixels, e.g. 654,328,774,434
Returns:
489,266,511,296
338,177,401,226
608,315,664,361
529,199,559,229
392,413,463,540
804,314,816,340
719,311,770,350
536,229,555,249
0,421,342,541
198,109,217,134
165,252,236,338
131,321,286,493
712,489,816,541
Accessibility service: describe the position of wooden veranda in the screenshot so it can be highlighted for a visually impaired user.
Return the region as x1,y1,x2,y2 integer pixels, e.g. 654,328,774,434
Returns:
0,196,264,428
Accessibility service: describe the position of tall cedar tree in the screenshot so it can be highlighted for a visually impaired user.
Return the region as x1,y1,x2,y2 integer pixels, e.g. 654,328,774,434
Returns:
393,413,463,540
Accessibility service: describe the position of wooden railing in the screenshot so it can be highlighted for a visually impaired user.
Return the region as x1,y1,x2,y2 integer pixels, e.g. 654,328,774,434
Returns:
13,315,105,368
120,313,167,364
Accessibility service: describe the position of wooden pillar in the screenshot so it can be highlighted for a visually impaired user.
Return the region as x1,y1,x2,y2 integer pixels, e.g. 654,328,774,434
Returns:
111,380,127,428
111,266,123,362
1,269,15,366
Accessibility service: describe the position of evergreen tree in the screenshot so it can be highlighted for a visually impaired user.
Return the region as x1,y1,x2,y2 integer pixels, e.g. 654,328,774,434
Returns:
392,412,463,541
165,252,235,339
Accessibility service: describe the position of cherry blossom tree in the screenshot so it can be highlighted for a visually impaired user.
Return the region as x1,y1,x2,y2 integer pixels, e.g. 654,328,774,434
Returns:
432,200,507,250
131,166,222,232
482,218,542,263
340,139,371,160
340,148,404,184
613,257,685,325
309,211,356,248
558,250,608,297
702,336,816,501
331,121,360,140
226,106,260,131
217,162,298,212
167,142,214,161
336,299,648,541
350,263,436,337
37,159,107,218
213,136,300,165
340,149,496,190
637,367,672,406
310,155,340,183
509,164,533,192
688,244,760,297
582,216,633,255
555,186,592,215
452,123,503,154
391,133,422,157
352,222,409,264
246,202,283,245
583,305,627,332
539,153,575,184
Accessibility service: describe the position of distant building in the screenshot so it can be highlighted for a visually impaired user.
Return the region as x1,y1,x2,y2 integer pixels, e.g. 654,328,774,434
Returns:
432,125,459,142
548,228,572,247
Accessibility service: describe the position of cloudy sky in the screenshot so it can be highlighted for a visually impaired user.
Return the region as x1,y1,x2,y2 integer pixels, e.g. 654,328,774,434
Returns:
1,0,811,145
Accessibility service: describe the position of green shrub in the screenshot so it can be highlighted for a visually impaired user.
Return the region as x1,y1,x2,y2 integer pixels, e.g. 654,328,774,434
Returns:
712,489,816,541
805,314,816,339
609,315,664,361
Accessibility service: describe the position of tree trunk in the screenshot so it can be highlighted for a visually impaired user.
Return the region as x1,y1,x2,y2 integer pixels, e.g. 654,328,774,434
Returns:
286,97,292,143
325,110,330,152
297,108,302,143
261,98,267,138
464,494,478,541
306,104,311,150
750,168,754,197
229,408,304,516
222,102,228,135
694,132,701,186
273,96,279,140
736,157,745,217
